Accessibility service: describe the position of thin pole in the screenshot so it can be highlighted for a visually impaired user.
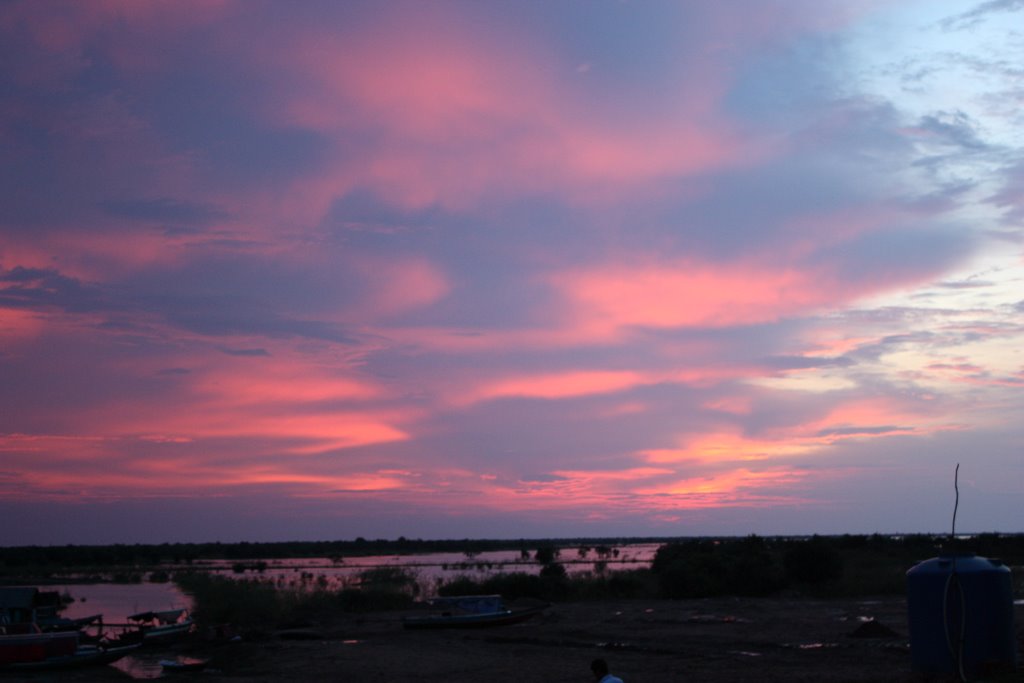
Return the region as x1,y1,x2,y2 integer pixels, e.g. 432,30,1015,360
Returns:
951,463,959,540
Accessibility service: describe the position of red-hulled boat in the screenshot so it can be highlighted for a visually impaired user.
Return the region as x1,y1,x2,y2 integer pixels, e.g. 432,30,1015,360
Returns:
0,624,79,666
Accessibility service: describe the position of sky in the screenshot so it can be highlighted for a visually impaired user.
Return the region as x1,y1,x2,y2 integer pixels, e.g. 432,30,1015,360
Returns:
1,0,1023,545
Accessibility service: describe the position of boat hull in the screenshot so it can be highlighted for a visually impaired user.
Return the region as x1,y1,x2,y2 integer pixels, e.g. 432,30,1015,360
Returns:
402,603,547,630
0,630,79,665
141,620,193,644
4,642,139,670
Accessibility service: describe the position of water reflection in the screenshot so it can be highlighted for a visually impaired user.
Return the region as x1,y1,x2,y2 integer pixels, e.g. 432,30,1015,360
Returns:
110,652,166,680
57,582,190,624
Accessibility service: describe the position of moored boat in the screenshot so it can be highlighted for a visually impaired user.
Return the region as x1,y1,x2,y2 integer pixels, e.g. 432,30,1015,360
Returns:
127,608,194,644
0,627,79,666
402,595,548,630
4,641,140,670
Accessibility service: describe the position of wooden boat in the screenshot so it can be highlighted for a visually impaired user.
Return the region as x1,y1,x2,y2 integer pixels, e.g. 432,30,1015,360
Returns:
5,642,140,670
0,626,79,665
37,612,104,633
402,595,548,630
127,608,193,644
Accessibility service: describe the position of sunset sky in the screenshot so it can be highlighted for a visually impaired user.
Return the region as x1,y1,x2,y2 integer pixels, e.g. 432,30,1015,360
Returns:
2,0,1022,545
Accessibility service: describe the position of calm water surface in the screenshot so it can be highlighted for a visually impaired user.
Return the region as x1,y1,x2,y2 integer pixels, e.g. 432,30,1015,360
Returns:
57,581,190,623
194,542,661,591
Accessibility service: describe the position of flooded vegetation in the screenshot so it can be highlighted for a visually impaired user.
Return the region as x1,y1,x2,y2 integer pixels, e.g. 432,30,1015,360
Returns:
4,533,1024,634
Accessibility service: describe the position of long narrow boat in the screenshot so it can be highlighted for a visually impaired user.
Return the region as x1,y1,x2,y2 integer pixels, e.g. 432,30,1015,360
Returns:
402,595,548,630
5,642,140,670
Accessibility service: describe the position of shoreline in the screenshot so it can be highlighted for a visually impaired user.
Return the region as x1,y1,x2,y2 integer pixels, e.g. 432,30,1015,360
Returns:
54,594,1024,682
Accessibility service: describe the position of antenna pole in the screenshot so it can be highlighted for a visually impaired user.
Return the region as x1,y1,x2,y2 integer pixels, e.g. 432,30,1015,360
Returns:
951,463,959,540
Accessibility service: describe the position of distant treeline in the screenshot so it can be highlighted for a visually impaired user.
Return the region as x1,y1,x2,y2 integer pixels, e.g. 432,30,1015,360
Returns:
447,533,1024,601
2,532,1023,574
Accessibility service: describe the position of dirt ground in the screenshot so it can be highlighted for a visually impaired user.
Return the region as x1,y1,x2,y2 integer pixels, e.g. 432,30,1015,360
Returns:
17,597,1024,682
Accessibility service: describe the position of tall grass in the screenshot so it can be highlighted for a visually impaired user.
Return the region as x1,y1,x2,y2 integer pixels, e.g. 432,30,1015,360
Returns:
175,566,419,634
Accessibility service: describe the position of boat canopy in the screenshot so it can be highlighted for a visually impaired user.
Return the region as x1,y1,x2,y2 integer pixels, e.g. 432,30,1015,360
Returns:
128,609,187,624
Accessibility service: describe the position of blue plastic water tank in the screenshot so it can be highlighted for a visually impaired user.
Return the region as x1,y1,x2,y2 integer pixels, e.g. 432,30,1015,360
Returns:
906,553,1016,677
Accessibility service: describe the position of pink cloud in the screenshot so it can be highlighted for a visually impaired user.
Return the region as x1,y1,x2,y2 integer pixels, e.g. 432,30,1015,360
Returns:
449,365,763,406
702,395,754,415
633,467,812,508
42,348,419,457
0,432,411,499
0,307,47,343
548,241,967,336
108,397,410,457
551,259,837,332
346,255,451,318
641,431,815,466
189,362,383,406
459,370,651,405
249,9,763,219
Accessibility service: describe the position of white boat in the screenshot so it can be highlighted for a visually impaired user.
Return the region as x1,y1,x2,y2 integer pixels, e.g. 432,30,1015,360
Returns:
127,608,193,643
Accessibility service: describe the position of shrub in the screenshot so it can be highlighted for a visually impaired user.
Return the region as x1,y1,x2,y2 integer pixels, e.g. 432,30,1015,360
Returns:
148,570,170,583
437,568,655,602
651,536,785,598
534,545,558,564
175,569,417,633
356,566,420,597
783,536,844,585
176,573,284,632
539,562,567,580
569,569,656,600
438,572,547,601
332,588,414,613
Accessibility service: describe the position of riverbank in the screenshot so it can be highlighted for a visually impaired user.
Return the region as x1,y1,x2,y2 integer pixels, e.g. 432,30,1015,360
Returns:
45,595,1024,682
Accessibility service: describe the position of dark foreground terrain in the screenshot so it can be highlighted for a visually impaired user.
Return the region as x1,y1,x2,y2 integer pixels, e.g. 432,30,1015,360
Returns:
15,597,1024,682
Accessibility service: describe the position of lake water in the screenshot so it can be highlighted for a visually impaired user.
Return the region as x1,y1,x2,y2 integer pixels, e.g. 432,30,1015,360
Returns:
56,542,662,620
195,542,662,591
57,581,190,624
